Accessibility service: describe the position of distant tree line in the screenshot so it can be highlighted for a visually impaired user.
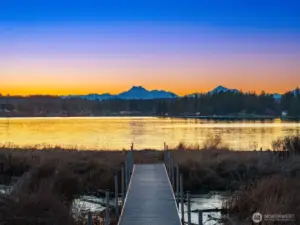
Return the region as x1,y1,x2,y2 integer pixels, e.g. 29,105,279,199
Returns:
0,89,299,117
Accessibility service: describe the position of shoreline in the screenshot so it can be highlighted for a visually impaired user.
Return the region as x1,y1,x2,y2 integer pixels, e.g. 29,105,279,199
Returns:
1,114,299,121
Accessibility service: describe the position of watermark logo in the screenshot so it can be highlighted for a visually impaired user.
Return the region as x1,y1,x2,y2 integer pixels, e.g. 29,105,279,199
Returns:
252,212,295,223
252,212,263,223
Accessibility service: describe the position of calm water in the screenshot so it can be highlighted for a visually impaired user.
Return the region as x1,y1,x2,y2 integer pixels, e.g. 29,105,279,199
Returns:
0,117,300,150
0,184,227,225
73,192,228,225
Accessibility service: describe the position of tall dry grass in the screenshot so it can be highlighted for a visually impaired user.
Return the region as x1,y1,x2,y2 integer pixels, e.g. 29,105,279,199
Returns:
224,175,300,224
272,135,300,154
1,134,299,224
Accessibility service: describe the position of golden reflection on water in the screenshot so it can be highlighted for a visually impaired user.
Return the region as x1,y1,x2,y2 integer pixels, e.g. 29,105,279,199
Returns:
0,117,300,150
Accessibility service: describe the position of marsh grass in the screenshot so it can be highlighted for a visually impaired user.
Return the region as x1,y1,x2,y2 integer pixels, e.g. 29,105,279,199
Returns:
224,175,300,224
0,135,299,225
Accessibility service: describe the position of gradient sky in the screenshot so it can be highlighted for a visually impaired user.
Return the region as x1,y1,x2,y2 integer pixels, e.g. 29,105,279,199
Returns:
0,0,300,96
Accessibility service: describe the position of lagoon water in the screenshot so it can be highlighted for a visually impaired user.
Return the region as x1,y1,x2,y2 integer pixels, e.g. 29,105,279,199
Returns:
0,117,300,150
73,192,228,225
0,183,226,225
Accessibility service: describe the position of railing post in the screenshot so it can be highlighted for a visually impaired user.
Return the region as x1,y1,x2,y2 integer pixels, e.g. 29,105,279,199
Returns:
180,174,184,223
125,158,129,191
176,164,179,207
114,174,119,220
163,144,166,166
168,149,171,177
106,191,110,225
130,143,134,174
128,151,131,175
171,160,175,190
121,166,125,205
169,157,172,184
187,191,191,225
198,210,203,225
128,153,131,181
88,211,92,225
164,142,167,166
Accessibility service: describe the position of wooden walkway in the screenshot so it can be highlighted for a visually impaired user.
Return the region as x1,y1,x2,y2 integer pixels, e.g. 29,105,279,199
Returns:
118,164,182,225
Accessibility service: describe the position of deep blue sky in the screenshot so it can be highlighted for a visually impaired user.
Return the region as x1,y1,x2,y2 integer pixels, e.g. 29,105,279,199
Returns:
1,0,299,29
1,0,300,95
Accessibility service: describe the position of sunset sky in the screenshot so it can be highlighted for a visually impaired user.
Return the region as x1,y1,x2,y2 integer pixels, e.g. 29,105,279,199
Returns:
0,0,300,96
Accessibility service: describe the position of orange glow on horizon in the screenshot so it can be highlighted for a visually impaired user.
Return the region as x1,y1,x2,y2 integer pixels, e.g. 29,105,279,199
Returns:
1,53,299,96
1,81,299,97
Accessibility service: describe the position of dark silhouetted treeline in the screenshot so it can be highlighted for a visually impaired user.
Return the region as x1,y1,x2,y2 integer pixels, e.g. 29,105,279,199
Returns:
0,90,299,117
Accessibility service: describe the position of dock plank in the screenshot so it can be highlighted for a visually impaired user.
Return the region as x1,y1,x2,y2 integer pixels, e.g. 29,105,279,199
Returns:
118,164,181,225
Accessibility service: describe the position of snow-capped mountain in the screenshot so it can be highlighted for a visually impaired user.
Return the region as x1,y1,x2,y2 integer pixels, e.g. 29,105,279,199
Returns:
63,85,298,101
184,85,239,97
207,85,239,95
65,86,178,101
118,86,177,100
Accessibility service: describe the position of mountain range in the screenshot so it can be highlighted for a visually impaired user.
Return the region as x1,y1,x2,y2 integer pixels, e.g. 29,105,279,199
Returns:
64,86,178,101
64,85,299,101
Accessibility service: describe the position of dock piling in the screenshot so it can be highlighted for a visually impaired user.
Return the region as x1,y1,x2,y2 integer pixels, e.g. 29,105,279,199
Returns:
171,160,175,190
106,191,110,225
87,211,92,225
198,210,203,225
176,164,179,207
114,174,119,220
121,166,125,205
187,191,191,225
180,174,184,223
168,149,171,177
125,159,129,191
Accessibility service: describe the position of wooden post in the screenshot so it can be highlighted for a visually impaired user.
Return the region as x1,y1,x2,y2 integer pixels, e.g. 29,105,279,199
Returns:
180,174,184,223
165,150,168,170
106,191,110,225
130,143,134,174
128,151,131,176
128,152,132,181
125,160,128,192
114,174,119,220
171,160,175,190
187,192,191,225
176,165,179,207
198,210,203,225
168,149,171,177
164,142,167,167
121,166,125,205
169,157,172,184
87,211,92,225
164,146,166,166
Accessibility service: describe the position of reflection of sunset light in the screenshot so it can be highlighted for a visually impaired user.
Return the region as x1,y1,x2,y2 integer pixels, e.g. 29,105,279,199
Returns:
0,118,300,150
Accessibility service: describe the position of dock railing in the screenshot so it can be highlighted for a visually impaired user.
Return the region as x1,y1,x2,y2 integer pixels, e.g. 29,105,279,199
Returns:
87,143,134,225
164,143,226,225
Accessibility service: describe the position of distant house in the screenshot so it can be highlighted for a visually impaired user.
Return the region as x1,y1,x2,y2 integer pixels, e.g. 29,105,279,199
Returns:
282,111,288,117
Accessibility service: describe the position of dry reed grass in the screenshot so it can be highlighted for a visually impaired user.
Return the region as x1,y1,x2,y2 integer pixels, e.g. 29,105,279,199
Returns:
0,135,299,224
224,175,300,224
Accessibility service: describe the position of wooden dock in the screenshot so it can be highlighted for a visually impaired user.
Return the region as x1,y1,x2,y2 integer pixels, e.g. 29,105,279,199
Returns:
118,164,182,225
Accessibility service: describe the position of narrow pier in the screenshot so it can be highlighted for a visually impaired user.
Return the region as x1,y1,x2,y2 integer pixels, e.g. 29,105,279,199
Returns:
118,164,181,225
